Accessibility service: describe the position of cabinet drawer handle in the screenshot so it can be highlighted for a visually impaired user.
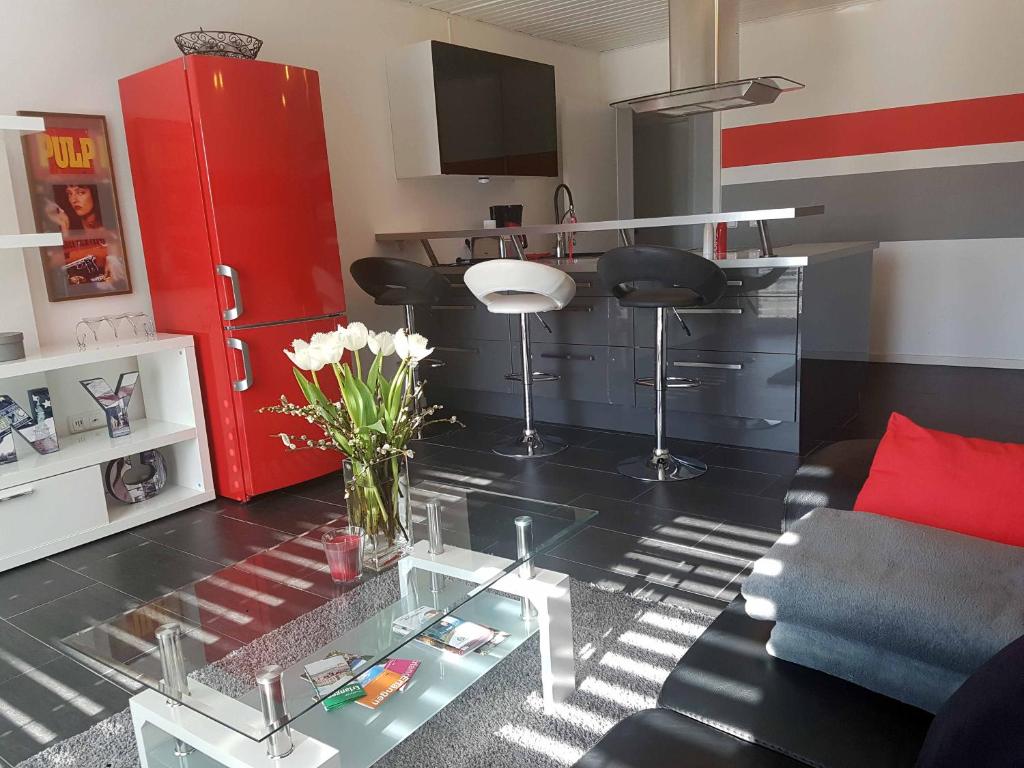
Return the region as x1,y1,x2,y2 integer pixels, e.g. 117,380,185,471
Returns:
540,353,595,361
0,487,35,503
433,305,475,311
434,346,478,354
674,308,743,315
673,361,744,371
727,280,743,287
562,305,594,313
575,281,593,288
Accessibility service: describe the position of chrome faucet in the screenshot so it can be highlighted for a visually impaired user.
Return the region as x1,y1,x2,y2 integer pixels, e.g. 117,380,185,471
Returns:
553,183,576,259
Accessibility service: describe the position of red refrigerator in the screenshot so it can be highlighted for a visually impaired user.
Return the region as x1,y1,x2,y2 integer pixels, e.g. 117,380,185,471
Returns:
120,56,346,501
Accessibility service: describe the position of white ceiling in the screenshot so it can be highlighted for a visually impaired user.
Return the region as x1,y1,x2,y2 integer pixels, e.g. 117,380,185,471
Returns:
402,0,875,52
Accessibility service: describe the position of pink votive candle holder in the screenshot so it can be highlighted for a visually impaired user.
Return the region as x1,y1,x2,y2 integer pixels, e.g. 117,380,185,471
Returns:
322,526,365,583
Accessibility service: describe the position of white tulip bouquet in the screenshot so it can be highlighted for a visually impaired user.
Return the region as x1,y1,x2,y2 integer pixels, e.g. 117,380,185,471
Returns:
261,321,456,559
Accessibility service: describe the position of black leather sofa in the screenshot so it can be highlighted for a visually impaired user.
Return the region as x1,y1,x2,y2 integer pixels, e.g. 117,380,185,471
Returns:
782,438,878,531
573,439,1023,768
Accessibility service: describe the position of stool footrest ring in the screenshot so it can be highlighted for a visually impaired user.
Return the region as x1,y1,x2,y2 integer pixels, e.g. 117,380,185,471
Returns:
635,376,701,389
505,371,560,383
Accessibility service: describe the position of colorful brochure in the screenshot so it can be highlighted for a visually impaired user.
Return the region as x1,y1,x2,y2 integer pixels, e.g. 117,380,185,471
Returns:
302,654,365,711
416,616,502,656
355,659,421,709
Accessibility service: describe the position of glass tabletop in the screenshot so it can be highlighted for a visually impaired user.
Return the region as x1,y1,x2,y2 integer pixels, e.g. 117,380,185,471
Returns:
63,477,596,751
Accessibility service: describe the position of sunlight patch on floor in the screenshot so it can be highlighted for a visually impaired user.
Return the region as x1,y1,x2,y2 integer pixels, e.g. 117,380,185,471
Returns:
579,676,657,711
636,609,708,639
522,691,618,735
202,575,288,606
616,630,689,659
0,650,103,716
599,651,671,684
496,724,583,765
0,695,57,743
232,561,315,591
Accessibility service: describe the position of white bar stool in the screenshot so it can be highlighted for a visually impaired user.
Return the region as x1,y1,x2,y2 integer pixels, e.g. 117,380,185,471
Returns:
464,260,576,458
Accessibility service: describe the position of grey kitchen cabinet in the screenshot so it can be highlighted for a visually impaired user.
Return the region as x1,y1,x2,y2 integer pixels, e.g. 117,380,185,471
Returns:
634,348,797,422
633,295,799,355
420,245,874,452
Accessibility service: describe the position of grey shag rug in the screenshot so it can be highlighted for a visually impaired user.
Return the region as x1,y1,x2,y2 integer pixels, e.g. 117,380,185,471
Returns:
18,572,718,768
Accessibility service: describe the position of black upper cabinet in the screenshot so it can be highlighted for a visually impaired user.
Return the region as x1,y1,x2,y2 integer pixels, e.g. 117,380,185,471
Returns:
387,40,558,178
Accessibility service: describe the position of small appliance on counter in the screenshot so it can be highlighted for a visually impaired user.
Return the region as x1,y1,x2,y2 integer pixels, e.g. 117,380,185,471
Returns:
457,206,527,264
0,332,25,363
490,204,527,249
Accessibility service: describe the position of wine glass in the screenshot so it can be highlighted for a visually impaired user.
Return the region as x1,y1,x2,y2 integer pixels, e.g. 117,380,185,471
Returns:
76,317,106,349
124,312,156,339
104,314,130,341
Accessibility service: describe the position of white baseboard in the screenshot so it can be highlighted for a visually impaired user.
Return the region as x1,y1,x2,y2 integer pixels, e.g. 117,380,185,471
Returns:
868,353,1024,370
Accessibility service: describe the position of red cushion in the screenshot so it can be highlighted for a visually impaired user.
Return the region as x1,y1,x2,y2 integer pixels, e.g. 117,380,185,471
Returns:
854,413,1024,546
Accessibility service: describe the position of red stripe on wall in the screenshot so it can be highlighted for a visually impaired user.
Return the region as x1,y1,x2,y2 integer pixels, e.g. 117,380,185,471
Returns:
722,93,1024,168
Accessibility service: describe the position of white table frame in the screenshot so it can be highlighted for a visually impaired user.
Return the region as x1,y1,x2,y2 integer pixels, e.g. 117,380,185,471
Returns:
129,538,574,767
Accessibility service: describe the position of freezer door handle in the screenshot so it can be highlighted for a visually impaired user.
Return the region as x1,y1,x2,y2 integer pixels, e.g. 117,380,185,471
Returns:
227,337,253,391
216,264,244,322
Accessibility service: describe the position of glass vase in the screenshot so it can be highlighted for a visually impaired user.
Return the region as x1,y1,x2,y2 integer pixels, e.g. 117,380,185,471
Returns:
343,455,412,572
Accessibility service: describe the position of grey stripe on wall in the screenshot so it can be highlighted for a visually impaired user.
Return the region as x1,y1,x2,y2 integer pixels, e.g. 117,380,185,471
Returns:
723,161,1024,245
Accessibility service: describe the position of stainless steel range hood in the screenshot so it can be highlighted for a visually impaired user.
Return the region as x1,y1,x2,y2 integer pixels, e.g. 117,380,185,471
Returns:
611,0,803,117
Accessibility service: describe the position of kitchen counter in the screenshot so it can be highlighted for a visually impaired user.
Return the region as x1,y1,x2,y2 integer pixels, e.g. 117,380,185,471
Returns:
430,242,878,274
415,241,877,453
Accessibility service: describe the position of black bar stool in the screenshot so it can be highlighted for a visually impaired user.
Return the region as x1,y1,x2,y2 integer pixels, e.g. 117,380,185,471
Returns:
350,257,449,409
598,245,727,481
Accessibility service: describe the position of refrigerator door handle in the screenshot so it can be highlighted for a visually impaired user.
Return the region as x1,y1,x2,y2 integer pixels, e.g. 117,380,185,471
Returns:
216,264,244,322
226,338,253,391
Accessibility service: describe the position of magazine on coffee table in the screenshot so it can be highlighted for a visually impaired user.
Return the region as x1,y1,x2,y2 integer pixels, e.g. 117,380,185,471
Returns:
303,652,423,712
355,658,421,710
415,615,509,656
302,654,366,711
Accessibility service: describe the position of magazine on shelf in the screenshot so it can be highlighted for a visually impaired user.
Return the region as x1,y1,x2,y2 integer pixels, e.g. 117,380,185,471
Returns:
416,615,509,656
355,658,421,710
303,652,422,712
302,654,365,711
392,606,444,636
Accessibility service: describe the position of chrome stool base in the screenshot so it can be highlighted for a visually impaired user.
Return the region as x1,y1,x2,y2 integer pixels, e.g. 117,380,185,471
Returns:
493,432,567,459
617,452,707,482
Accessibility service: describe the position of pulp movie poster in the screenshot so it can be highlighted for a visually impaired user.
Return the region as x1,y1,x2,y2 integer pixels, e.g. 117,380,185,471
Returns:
18,111,132,301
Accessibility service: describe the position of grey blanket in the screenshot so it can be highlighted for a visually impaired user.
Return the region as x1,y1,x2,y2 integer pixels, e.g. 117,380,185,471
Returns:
742,507,1024,678
768,620,966,712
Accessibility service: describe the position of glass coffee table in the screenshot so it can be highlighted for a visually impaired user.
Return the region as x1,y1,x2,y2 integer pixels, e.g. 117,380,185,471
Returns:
64,478,596,768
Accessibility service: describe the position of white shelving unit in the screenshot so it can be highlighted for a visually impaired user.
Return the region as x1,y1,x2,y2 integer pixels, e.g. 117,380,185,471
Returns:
0,232,63,250
0,115,46,132
1,113,53,356
0,334,214,571
0,114,62,253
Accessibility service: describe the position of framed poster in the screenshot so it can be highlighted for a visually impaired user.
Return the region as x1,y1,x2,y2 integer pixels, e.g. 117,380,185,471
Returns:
18,111,132,301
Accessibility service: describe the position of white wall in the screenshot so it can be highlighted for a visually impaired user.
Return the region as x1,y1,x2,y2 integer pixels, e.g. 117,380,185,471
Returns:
598,0,1024,369
0,0,616,345
599,39,668,105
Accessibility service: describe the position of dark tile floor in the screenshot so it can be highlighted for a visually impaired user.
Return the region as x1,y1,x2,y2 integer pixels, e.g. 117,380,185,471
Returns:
0,414,793,765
